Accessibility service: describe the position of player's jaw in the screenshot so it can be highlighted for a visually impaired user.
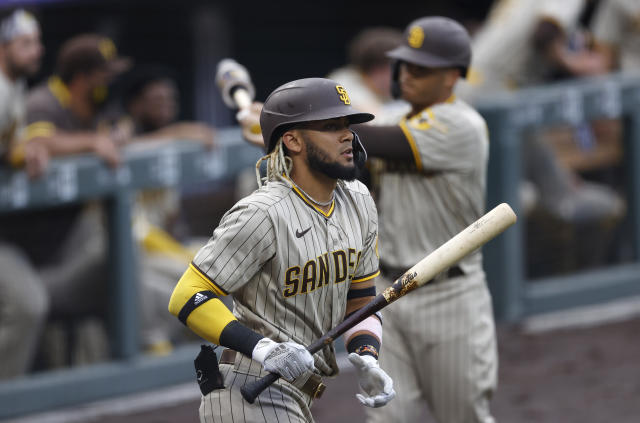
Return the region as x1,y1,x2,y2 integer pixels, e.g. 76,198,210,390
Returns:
5,33,43,77
398,62,448,110
301,129,360,182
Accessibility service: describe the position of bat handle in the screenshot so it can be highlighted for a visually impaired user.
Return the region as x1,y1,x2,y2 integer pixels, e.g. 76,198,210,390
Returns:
232,88,253,110
241,372,280,404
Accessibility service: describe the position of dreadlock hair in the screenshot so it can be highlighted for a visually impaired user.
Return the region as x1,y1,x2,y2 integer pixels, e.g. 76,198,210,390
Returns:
255,137,293,187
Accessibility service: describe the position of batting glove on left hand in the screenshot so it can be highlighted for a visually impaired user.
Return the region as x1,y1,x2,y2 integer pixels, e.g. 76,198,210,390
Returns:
252,338,314,382
348,353,395,408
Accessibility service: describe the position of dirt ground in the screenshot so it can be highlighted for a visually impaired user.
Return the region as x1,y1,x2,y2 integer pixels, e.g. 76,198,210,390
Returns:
82,316,640,423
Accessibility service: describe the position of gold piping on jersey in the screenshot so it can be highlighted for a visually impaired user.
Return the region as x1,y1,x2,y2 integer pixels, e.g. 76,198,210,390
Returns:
23,121,55,141
48,76,70,108
352,269,380,283
400,98,456,172
8,121,55,166
290,182,336,218
189,262,229,296
399,119,423,172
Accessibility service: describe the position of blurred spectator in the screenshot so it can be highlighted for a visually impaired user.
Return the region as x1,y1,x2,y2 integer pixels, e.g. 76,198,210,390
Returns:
118,65,218,351
120,65,215,146
23,33,129,165
456,0,625,275
0,33,169,367
0,8,48,380
591,0,640,72
19,33,129,335
456,0,606,101
327,27,404,116
0,8,47,176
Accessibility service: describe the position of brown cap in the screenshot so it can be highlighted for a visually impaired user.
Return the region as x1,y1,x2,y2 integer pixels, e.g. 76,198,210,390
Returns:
260,77,374,153
387,16,471,77
56,33,131,83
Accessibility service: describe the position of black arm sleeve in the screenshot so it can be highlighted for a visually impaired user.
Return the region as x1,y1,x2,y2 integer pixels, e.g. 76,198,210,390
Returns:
352,123,414,162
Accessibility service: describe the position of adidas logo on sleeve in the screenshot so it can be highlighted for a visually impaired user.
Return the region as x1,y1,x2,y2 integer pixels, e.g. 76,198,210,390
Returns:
194,292,208,305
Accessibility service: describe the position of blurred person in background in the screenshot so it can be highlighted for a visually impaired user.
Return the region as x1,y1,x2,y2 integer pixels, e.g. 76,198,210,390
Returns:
0,33,170,366
456,0,626,275
23,33,128,165
117,65,218,352
120,65,216,146
591,0,640,73
456,0,606,101
327,27,404,116
356,17,497,423
0,8,49,380
20,34,129,363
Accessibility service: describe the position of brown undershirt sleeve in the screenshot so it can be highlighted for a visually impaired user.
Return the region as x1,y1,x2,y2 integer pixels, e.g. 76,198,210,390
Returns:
352,123,414,162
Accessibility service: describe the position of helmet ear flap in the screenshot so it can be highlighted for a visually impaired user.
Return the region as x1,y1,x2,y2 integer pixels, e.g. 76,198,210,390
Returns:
351,130,367,169
390,61,401,99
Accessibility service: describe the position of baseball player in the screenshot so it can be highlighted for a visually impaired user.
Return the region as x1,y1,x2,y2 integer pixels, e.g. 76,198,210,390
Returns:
455,0,594,102
349,17,497,422
591,0,640,72
0,8,48,380
168,78,395,422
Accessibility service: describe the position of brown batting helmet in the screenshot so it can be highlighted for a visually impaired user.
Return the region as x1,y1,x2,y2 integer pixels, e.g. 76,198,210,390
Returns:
387,16,472,97
260,78,374,156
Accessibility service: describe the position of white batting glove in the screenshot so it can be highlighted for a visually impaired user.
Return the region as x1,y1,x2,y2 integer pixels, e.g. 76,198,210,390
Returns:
252,338,314,382
236,102,265,148
348,353,396,408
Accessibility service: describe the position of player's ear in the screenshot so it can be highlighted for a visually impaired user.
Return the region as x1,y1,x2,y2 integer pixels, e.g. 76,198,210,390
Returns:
444,68,461,90
282,130,303,154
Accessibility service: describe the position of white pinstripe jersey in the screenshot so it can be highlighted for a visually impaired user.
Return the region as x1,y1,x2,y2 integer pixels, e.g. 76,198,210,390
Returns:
0,71,26,160
592,0,640,72
375,97,489,273
192,178,379,377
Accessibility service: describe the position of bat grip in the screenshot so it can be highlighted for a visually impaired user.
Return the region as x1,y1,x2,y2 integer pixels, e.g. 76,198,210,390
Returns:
240,296,388,403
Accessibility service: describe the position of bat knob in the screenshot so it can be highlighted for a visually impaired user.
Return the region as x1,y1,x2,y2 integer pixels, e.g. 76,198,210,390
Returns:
215,58,256,109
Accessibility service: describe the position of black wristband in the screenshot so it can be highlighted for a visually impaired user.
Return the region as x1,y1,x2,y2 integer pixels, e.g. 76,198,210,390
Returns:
219,320,264,358
347,333,380,359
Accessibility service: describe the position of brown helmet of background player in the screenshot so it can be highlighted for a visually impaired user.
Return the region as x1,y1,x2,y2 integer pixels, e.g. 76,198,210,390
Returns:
260,77,374,168
387,16,471,98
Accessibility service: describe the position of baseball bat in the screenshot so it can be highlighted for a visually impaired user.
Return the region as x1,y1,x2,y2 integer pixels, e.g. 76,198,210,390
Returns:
240,202,517,403
215,59,262,136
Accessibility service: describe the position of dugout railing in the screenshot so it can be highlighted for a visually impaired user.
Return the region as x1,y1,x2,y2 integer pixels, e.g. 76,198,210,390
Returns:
478,72,640,322
0,132,262,418
1,73,640,417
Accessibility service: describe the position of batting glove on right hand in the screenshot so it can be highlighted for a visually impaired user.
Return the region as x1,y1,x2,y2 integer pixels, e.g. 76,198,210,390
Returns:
252,338,314,382
348,353,396,408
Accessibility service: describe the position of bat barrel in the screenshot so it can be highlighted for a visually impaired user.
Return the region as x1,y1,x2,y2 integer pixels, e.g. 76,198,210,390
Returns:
239,203,516,403
412,202,516,289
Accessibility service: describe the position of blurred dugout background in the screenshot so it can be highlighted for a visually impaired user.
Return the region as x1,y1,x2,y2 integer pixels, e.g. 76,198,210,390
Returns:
2,0,640,421
10,0,493,240
23,0,626,277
